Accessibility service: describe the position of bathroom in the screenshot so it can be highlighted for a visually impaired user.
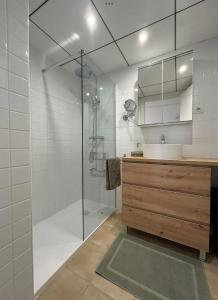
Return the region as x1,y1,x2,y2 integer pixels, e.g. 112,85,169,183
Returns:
0,0,218,299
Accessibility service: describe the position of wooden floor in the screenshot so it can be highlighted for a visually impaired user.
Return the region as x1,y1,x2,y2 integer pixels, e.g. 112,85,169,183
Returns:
36,212,218,300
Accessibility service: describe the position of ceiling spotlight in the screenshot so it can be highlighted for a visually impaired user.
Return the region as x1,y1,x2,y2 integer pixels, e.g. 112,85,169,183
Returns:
86,92,90,96
99,87,103,91
139,31,149,45
87,15,96,31
178,64,188,74
71,33,80,41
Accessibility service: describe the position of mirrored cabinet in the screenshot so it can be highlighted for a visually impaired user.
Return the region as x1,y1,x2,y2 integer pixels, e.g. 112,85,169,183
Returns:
138,51,193,126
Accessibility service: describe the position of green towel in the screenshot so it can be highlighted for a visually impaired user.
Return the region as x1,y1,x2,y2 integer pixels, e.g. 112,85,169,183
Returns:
106,158,121,190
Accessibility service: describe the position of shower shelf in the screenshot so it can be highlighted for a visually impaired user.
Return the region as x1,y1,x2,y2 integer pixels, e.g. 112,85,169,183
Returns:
90,168,105,177
92,152,107,160
89,152,106,177
89,136,104,140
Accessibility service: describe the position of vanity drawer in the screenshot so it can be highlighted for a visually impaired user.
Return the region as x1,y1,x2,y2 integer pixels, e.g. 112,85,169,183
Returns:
122,162,211,196
122,184,210,224
122,205,209,251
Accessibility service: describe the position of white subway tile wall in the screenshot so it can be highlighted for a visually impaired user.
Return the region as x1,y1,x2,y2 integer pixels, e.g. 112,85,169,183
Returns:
30,46,82,224
0,1,33,300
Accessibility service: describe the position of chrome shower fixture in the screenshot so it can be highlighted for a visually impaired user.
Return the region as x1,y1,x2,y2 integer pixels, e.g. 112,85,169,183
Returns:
123,99,137,121
85,90,100,107
74,64,92,79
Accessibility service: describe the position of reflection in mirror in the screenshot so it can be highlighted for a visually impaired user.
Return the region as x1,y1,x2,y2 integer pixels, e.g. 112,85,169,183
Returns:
163,52,193,123
138,61,163,125
138,51,193,126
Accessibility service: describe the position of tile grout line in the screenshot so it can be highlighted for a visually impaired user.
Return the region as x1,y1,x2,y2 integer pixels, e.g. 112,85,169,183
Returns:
5,0,16,298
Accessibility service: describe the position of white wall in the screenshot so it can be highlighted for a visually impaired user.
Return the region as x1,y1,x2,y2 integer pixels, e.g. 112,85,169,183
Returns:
0,0,33,299
190,37,218,157
110,36,218,158
30,46,82,224
182,37,218,157
112,68,144,157
180,85,192,121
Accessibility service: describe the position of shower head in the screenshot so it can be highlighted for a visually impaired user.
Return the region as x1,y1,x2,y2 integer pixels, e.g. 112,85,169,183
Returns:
75,64,98,91
75,64,99,106
123,99,137,121
74,64,92,79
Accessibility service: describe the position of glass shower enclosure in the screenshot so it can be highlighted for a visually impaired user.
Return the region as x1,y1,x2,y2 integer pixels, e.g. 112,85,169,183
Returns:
31,48,116,292
81,51,116,238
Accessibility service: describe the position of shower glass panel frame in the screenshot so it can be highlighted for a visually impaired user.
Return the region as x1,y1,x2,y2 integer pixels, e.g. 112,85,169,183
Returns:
81,50,117,240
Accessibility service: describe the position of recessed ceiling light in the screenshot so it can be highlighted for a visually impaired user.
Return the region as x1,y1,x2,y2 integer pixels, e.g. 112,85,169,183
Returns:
139,31,149,45
87,15,96,31
178,64,188,74
86,92,90,96
99,87,103,91
71,33,80,41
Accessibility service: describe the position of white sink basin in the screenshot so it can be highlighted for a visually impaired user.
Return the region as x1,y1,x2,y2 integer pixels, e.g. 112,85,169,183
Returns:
143,144,183,160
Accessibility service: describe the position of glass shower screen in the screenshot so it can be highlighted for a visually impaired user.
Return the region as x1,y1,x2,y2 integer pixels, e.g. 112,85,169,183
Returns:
81,51,116,239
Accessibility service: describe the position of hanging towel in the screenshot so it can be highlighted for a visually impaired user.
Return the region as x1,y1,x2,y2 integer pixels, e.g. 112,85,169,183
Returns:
106,158,121,190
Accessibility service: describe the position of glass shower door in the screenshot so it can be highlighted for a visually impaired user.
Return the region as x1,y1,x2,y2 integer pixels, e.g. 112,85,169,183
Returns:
81,52,116,239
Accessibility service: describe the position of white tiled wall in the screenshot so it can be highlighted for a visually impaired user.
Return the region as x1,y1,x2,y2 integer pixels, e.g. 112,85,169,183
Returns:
112,67,145,157
0,0,33,300
30,46,82,224
190,37,218,157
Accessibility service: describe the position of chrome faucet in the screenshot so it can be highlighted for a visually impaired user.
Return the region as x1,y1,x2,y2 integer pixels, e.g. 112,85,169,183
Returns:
161,134,166,144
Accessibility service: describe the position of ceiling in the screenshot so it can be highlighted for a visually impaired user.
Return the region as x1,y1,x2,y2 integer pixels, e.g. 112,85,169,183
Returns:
29,0,218,74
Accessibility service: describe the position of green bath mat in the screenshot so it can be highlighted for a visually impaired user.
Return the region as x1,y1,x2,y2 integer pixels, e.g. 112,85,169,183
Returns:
96,233,211,300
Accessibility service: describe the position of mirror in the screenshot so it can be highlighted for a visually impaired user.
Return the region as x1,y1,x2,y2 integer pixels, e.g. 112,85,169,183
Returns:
138,51,193,126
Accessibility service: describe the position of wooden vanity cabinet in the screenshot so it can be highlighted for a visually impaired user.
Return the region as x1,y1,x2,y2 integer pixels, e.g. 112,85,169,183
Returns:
121,159,212,257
